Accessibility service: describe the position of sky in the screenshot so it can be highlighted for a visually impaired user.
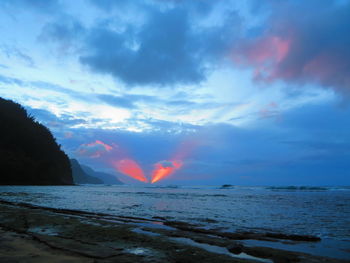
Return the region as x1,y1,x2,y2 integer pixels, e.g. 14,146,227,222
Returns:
0,0,349,185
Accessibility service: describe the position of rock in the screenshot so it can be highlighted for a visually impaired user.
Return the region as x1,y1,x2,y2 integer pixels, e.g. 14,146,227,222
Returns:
265,232,321,242
220,184,234,189
227,243,243,254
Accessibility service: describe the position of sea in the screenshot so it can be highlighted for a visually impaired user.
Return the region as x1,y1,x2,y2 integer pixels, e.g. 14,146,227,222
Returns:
0,185,349,259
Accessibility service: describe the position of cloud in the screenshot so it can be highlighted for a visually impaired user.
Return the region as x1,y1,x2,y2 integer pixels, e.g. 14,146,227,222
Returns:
88,0,216,17
0,74,24,86
80,8,205,86
0,74,92,103
259,102,280,119
30,81,82,97
0,0,61,13
158,160,176,168
64,131,73,138
38,2,239,87
88,0,136,12
17,0,348,96
26,108,88,129
232,0,350,94
97,94,136,109
0,75,71,96
29,99,348,186
1,46,35,67
39,16,85,52
76,140,113,158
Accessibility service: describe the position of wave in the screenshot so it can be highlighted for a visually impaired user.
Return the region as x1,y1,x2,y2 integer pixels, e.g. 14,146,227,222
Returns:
267,186,328,191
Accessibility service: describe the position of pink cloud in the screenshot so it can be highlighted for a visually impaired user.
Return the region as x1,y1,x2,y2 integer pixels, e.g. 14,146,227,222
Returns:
235,36,290,65
64,131,73,138
232,35,292,83
259,102,280,119
77,140,113,158
230,1,350,94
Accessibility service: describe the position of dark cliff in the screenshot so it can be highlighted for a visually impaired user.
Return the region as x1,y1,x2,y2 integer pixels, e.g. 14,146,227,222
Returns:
70,159,103,184
0,97,73,185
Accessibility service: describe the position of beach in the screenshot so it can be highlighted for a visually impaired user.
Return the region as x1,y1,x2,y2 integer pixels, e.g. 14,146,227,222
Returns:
0,197,348,263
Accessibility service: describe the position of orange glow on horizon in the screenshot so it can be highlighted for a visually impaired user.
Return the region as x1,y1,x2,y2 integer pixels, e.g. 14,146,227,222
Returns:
150,138,199,183
110,136,199,184
113,159,148,183
151,160,182,183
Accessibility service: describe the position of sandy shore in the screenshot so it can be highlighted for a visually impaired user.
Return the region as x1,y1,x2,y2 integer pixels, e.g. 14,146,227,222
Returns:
0,200,347,263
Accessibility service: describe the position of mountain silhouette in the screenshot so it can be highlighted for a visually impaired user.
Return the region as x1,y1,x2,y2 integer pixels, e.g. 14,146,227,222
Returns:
70,159,103,184
81,164,123,185
0,97,73,185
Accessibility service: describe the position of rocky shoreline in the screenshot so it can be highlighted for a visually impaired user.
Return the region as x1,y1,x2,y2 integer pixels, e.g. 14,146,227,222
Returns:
0,200,347,263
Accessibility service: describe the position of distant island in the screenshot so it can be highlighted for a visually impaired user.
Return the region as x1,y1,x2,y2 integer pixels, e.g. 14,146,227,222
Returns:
0,97,73,185
80,163,123,185
70,159,123,185
220,184,234,189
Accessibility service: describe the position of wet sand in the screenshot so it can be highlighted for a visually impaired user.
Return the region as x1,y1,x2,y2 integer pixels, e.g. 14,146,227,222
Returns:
0,200,347,263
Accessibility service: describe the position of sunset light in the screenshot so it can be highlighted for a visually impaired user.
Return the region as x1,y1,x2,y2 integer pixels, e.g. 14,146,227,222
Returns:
151,160,183,183
113,159,148,183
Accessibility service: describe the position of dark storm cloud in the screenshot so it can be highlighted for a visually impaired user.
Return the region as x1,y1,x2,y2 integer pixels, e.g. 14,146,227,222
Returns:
233,0,350,94
80,8,206,86
39,1,239,86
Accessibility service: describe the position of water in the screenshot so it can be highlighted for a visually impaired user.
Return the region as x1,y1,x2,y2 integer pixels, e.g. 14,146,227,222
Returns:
0,185,349,248
0,185,349,240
